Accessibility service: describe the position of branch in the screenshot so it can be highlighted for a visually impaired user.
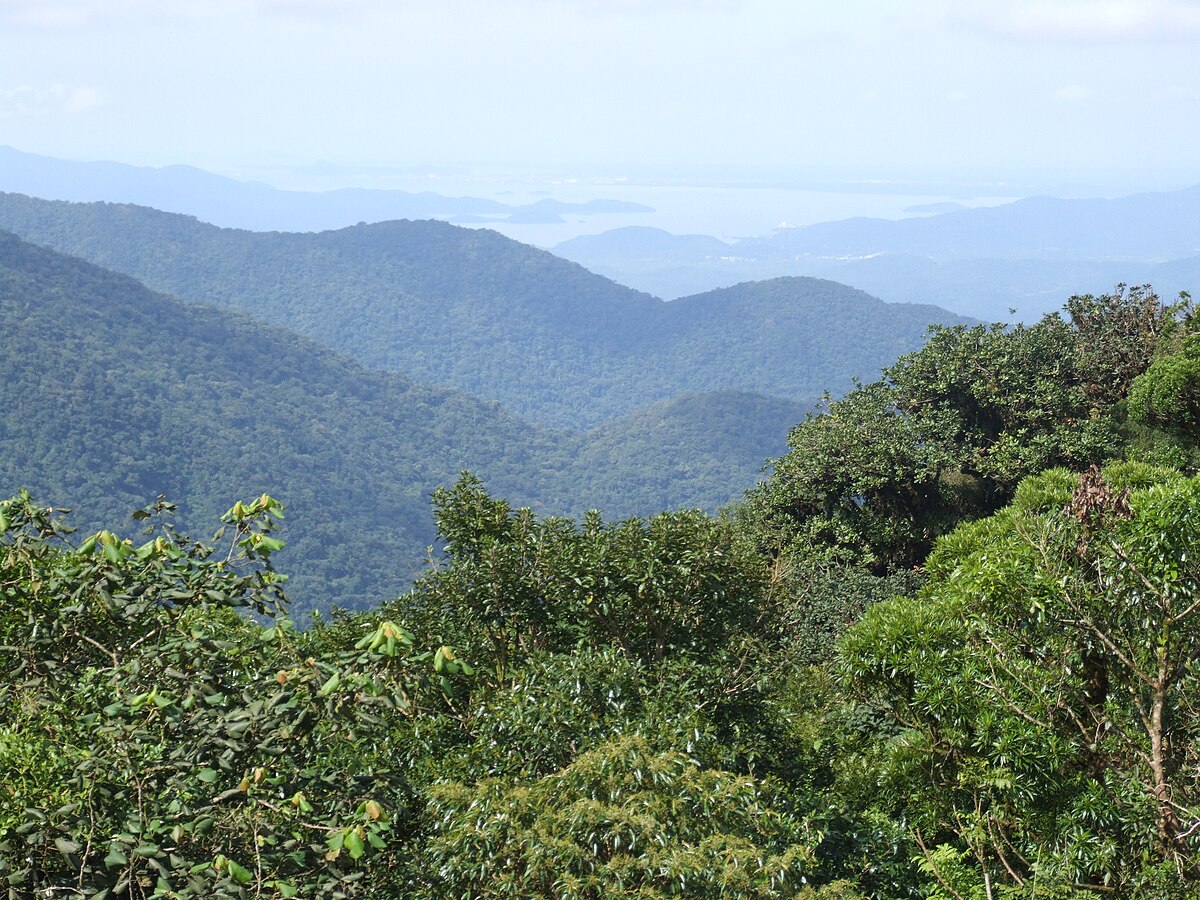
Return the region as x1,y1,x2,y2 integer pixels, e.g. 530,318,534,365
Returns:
1062,615,1156,691
79,633,119,669
913,828,968,900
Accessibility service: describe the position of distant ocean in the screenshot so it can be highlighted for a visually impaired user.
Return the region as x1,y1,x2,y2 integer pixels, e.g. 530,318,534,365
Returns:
239,163,1024,247
464,181,1022,247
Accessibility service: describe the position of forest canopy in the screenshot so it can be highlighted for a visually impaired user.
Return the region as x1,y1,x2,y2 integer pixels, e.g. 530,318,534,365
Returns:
5,285,1200,898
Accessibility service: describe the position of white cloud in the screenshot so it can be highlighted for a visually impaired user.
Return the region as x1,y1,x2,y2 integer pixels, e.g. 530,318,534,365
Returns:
959,0,1200,42
0,84,105,116
63,85,103,112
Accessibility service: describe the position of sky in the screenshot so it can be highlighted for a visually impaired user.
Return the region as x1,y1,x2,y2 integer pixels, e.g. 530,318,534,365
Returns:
2,0,1199,190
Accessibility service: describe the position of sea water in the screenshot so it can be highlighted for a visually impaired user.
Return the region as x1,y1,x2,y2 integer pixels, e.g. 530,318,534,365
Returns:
235,161,1024,247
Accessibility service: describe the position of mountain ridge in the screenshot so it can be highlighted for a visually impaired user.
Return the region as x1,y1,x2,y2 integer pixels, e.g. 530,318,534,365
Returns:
554,184,1200,318
0,145,650,232
0,192,969,429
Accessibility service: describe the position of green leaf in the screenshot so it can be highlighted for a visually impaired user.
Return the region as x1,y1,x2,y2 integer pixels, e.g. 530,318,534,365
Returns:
345,829,365,860
226,859,253,884
317,671,340,697
197,768,219,784
324,830,345,860
291,791,314,813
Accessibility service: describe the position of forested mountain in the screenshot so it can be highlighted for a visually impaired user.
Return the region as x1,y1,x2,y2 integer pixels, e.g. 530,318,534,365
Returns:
0,230,802,614
0,192,969,429
0,228,551,613
558,225,732,263
15,155,1200,899
554,185,1200,319
554,226,741,299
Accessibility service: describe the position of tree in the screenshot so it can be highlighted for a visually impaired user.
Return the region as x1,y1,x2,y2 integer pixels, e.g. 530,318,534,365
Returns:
888,318,1110,488
749,317,1114,573
1067,284,1191,407
1128,333,1200,442
0,493,453,898
401,473,768,679
422,734,818,899
839,463,1200,895
748,382,953,570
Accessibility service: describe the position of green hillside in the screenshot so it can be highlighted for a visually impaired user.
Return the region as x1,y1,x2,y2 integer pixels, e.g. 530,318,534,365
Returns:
0,229,567,614
0,230,813,614
0,193,968,429
573,391,808,513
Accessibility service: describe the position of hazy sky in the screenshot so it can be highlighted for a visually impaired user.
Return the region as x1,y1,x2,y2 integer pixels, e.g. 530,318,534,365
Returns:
3,0,1199,185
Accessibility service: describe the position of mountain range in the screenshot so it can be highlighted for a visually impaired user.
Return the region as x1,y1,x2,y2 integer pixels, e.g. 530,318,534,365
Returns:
8,146,1197,325
0,145,652,232
0,151,985,613
554,185,1200,320
0,229,815,615
0,192,966,429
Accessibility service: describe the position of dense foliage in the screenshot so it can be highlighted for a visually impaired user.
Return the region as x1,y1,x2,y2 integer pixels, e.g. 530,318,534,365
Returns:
0,493,434,897
746,285,1190,572
839,463,1200,895
1,480,835,898
5,223,1200,899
